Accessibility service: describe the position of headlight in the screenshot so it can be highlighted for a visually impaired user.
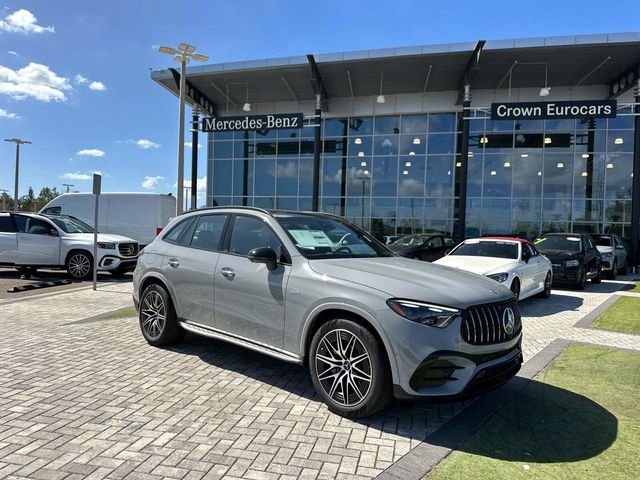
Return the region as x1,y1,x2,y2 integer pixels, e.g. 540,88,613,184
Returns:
386,299,460,328
565,259,579,267
487,272,509,283
97,242,116,249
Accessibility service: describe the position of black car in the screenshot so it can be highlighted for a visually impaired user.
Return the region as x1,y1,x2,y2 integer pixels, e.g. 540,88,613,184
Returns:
533,233,602,290
387,234,457,261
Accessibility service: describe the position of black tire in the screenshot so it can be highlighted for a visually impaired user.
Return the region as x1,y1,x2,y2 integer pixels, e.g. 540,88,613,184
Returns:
592,266,602,284
621,260,628,275
538,271,552,298
139,284,184,346
576,268,587,290
606,262,616,280
66,250,93,280
309,317,392,418
510,278,520,300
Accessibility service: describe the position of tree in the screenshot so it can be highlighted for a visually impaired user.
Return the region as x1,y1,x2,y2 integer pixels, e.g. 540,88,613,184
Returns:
36,187,60,211
19,187,37,212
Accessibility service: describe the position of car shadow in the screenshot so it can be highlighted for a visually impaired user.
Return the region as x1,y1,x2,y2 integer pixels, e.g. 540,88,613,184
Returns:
0,268,132,283
518,293,584,317
430,376,617,463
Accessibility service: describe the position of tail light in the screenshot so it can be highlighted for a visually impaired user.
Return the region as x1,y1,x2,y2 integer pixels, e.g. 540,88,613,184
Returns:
156,227,163,235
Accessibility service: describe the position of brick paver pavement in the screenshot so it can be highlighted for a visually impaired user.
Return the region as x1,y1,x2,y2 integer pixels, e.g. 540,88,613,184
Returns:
0,277,638,479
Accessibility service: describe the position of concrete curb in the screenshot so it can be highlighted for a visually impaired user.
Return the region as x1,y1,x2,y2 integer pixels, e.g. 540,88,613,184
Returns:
573,295,619,329
376,339,571,480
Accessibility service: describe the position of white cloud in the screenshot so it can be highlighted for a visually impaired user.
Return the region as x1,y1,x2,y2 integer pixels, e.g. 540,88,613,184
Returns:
61,172,91,180
77,149,105,157
142,175,164,189
0,9,54,34
7,50,17,56
88,81,106,91
133,138,160,149
185,142,202,149
0,107,18,118
74,74,87,85
0,62,71,102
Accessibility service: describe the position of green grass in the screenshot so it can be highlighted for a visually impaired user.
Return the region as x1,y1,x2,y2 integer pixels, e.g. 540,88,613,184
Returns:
426,344,640,480
103,307,137,319
628,282,640,294
592,297,640,334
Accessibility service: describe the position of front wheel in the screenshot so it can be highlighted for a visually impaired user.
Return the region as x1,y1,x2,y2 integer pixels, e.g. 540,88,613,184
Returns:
66,251,93,280
139,284,184,346
510,278,520,300
592,266,602,284
576,268,587,290
309,318,392,418
538,272,552,298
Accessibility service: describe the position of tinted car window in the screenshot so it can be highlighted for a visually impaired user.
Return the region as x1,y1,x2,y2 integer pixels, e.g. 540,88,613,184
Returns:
534,235,581,252
163,218,193,244
591,234,613,247
428,237,443,248
42,206,62,215
0,216,15,233
188,215,227,251
15,216,52,235
228,216,283,256
444,237,456,246
449,240,518,259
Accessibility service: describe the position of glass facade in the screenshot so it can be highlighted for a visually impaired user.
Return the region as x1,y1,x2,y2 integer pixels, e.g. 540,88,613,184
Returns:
207,107,635,239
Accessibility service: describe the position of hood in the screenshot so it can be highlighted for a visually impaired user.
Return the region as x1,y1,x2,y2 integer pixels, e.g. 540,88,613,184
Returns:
308,256,513,310
386,244,418,254
434,255,518,276
63,233,137,243
538,249,581,263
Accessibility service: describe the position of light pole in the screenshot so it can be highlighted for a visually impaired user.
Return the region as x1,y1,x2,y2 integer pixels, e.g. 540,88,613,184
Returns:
158,43,209,216
184,186,191,211
4,138,31,212
62,183,74,193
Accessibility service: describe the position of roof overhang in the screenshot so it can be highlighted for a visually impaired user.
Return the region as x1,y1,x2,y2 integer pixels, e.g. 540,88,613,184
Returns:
151,32,640,110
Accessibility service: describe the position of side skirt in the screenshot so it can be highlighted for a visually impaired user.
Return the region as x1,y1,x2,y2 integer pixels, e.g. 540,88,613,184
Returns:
179,320,303,365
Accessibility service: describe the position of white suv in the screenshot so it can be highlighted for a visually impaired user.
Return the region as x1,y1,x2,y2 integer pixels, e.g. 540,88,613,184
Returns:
0,212,139,279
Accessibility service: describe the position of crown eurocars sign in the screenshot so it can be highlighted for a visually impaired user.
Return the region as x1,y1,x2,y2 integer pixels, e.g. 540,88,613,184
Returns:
202,113,304,132
491,100,617,120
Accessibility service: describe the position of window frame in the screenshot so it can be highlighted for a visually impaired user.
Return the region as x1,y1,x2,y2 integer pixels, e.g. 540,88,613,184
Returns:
184,214,230,253
0,215,17,233
14,214,56,236
162,217,196,245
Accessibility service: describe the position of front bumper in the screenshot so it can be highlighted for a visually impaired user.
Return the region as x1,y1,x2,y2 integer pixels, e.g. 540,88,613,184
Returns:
550,267,580,283
376,305,522,399
97,255,138,271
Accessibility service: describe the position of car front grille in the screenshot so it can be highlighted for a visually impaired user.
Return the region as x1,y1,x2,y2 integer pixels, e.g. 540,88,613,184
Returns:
461,300,521,345
118,243,139,257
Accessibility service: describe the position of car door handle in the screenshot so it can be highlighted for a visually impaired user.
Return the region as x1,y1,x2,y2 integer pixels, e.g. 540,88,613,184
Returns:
220,267,235,279
168,258,179,268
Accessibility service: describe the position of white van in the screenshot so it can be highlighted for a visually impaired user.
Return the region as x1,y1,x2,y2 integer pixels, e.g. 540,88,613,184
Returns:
40,193,176,247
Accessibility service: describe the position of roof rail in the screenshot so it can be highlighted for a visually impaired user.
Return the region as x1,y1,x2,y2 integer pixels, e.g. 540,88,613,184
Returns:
181,205,273,216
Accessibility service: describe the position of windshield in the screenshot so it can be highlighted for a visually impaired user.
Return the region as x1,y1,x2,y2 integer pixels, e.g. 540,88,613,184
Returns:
276,215,393,259
50,216,95,234
449,240,518,259
591,235,613,247
393,234,429,246
534,235,581,252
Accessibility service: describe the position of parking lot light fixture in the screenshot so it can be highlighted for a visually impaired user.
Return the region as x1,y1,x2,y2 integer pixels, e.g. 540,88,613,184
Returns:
4,138,31,212
158,43,209,215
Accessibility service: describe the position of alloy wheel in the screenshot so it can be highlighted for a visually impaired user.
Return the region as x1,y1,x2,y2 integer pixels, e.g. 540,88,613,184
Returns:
315,329,372,407
141,291,166,340
68,254,91,278
544,273,551,293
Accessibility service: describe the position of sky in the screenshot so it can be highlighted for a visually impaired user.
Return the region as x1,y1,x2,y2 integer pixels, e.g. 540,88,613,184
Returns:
1,0,640,203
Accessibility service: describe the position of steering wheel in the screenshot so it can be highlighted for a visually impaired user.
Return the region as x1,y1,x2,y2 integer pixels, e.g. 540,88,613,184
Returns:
334,246,352,254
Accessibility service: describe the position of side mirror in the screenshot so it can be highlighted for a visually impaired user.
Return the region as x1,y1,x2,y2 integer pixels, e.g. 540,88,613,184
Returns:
49,228,58,237
248,247,278,271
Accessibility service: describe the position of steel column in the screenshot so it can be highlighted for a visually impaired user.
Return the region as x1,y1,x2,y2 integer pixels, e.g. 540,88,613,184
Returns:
311,95,322,211
190,108,199,210
457,85,472,239
630,83,640,268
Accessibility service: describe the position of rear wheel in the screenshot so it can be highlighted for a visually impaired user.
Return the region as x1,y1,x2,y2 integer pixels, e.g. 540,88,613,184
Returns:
510,278,520,300
139,284,184,346
538,271,552,298
620,260,628,275
309,318,392,418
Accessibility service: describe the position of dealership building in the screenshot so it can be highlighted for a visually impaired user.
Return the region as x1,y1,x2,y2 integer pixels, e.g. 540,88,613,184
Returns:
151,32,640,254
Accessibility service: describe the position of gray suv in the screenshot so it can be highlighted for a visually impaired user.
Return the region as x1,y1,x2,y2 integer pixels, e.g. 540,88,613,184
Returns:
133,207,522,418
